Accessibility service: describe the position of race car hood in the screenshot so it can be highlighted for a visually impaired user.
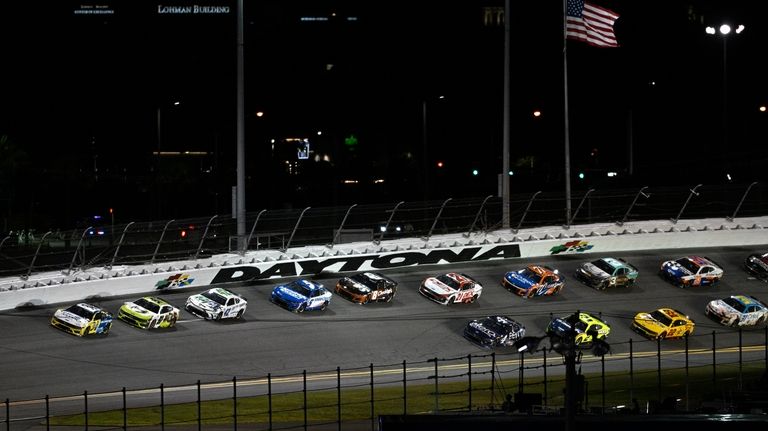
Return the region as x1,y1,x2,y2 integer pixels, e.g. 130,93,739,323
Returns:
187,295,222,312
121,302,154,319
706,300,734,318
634,313,667,333
53,310,89,328
581,263,609,279
662,261,691,277
505,271,535,288
274,286,308,302
468,320,500,339
342,279,371,294
422,278,456,295
548,318,572,336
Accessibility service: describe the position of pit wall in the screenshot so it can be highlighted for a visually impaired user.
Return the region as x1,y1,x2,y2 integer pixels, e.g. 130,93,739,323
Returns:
0,218,765,311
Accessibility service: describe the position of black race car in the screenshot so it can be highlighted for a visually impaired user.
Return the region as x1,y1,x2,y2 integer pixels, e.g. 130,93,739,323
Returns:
745,252,768,281
463,315,525,348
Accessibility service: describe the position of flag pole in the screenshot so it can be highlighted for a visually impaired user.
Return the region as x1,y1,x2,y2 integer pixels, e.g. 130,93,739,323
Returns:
562,0,573,225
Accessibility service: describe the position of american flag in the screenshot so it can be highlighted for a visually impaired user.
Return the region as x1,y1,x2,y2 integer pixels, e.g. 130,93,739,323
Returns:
566,0,620,48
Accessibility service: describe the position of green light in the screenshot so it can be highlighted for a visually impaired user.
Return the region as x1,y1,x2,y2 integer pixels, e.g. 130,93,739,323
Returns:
472,169,479,176
344,134,358,147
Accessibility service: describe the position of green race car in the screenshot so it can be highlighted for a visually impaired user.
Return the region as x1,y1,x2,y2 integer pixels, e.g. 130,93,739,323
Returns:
118,296,180,329
574,257,639,289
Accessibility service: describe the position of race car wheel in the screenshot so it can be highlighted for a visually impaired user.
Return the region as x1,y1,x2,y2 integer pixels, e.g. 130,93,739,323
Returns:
385,293,394,303
757,316,766,326
297,303,307,313
657,331,667,340
598,280,608,291
731,317,740,327
471,294,479,303
216,311,223,320
448,296,456,305
320,301,328,311
236,309,244,319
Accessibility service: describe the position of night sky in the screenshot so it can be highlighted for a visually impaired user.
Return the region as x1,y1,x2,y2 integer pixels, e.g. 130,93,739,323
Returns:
0,0,766,229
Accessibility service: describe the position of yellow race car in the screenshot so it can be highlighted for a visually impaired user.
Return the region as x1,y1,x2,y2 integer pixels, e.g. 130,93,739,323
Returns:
632,308,695,339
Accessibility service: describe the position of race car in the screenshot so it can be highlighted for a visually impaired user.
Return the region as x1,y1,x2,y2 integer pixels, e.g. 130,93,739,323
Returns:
118,296,180,329
502,265,564,298
659,255,724,287
419,272,482,305
463,315,526,348
705,295,768,327
50,303,114,337
546,312,610,345
271,279,332,312
632,308,695,339
185,288,247,320
744,252,768,281
574,257,638,290
335,272,398,304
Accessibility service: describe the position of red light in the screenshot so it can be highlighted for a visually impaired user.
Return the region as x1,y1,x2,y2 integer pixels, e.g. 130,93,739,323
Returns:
436,161,444,168
180,230,187,238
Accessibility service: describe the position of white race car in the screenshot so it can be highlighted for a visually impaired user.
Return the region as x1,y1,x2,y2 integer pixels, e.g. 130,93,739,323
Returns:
705,295,768,327
419,272,482,305
185,288,247,320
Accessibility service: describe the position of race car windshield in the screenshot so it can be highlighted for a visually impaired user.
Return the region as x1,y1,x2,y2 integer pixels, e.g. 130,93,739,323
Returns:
201,291,227,305
676,258,700,273
66,305,96,319
133,298,161,313
591,259,615,274
436,274,461,289
723,297,746,312
650,310,673,326
519,268,539,281
351,273,377,288
480,318,508,333
287,282,312,297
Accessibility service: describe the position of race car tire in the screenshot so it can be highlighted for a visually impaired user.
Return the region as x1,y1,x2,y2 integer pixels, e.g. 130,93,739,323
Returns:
756,316,766,326
657,331,667,340
598,280,608,291
448,296,456,305
731,317,740,327
236,309,244,319
216,311,223,320
385,293,394,303
170,315,177,327
297,303,307,313
471,294,479,303
320,301,328,311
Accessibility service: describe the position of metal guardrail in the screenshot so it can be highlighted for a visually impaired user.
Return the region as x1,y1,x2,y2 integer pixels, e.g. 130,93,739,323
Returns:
0,183,765,279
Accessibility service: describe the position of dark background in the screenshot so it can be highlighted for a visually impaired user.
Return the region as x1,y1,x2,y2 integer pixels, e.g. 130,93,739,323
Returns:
0,0,766,230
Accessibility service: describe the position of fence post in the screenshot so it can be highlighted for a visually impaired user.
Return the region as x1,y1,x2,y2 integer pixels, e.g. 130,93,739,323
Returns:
738,327,743,391
543,348,548,408
45,395,49,431
467,354,472,412
108,221,135,269
712,331,717,390
244,209,266,253
160,383,164,431
403,360,407,415
337,367,341,431
765,326,767,371
565,188,594,229
423,198,452,241
727,181,758,221
463,195,493,237
194,214,218,260
518,352,524,394
197,380,201,431
370,363,375,431
66,228,91,276
512,191,541,234
84,390,88,431
22,231,52,280
490,352,496,410
122,387,127,431
433,357,439,413
671,184,702,224
268,374,272,431
657,338,662,402
151,219,175,264
233,376,238,431
685,334,690,412
282,207,311,253
303,370,308,431
374,201,405,245
4,398,8,431
629,339,634,403
617,186,649,226
330,204,357,248
601,354,606,413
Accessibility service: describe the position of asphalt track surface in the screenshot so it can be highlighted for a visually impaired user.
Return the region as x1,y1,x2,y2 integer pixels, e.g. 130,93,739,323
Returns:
1,244,768,421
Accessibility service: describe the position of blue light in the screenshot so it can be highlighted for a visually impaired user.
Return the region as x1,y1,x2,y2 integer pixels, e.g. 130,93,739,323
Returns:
93,215,102,220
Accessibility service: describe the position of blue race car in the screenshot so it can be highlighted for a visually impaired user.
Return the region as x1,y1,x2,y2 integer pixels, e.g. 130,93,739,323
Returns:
463,315,525,348
271,279,332,313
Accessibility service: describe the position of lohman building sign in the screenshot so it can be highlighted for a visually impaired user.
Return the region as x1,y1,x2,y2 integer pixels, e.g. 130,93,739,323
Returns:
157,4,230,14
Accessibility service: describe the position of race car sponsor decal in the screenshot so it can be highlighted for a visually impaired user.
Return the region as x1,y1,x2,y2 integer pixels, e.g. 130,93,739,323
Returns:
210,245,521,284
549,241,594,255
155,273,195,290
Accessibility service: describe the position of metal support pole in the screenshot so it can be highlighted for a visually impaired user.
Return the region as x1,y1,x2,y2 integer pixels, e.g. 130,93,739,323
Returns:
738,327,743,390
337,367,341,431
657,338,662,402
23,231,52,280
370,363,375,431
765,326,767,372
160,384,164,431
468,354,472,411
712,331,717,389
194,215,218,260
601,354,605,413
303,370,307,431
671,184,702,224
490,353,496,409
235,0,246,250
565,188,594,229
685,334,690,412
374,201,405,245
518,352,524,394
283,207,311,253
122,387,127,431
617,186,649,226
244,209,266,253
4,398,8,431
543,348,548,407
108,222,134,269
233,376,237,431
66,228,92,276
197,380,201,431
512,191,541,234
728,182,758,221
45,394,49,431
330,204,357,248
629,339,634,403
433,357,439,413
268,374,273,431
84,390,88,431
151,219,175,264
423,198,452,241
464,195,493,237
403,360,407,415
